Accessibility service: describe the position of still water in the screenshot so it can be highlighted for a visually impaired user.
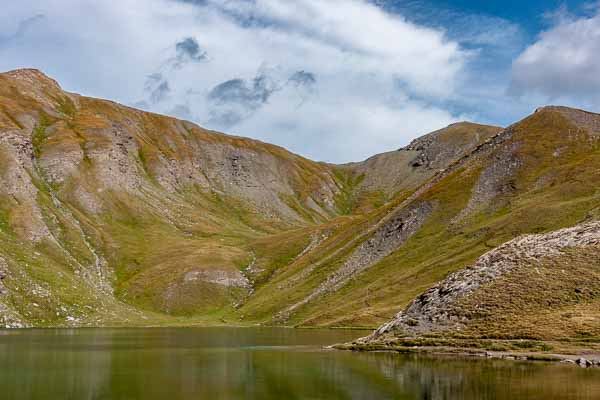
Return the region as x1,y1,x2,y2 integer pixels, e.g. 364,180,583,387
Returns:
0,327,599,399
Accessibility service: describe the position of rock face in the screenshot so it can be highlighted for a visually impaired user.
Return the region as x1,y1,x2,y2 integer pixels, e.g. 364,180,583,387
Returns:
452,140,522,224
371,222,600,338
537,106,600,136
183,269,250,288
0,257,26,328
281,201,435,318
0,257,7,293
0,68,346,325
344,122,501,202
0,70,342,227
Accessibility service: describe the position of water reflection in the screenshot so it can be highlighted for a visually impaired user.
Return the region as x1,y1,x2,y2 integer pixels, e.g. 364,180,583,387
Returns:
0,328,598,399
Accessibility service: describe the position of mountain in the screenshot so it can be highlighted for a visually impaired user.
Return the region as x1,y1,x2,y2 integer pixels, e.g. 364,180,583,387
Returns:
0,69,599,339
0,68,349,327
240,105,600,330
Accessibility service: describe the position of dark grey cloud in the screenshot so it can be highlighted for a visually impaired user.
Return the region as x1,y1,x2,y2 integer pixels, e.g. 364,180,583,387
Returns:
169,104,193,120
133,37,206,113
209,79,251,104
144,73,163,91
135,37,206,109
288,70,317,107
0,14,45,46
207,69,320,127
207,72,282,127
151,81,171,104
209,109,245,127
289,70,317,87
144,73,171,104
173,37,207,68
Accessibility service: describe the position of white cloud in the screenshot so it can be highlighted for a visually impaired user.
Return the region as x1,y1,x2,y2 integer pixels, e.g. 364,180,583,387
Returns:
0,0,473,162
215,0,466,97
511,8,600,105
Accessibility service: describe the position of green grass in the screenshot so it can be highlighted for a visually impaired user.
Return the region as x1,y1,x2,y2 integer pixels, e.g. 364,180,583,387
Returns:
56,95,76,117
332,168,365,214
32,120,49,159
0,206,13,235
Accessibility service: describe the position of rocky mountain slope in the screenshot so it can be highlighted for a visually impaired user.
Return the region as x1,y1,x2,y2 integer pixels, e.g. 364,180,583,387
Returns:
369,221,600,340
0,69,495,327
0,69,599,336
0,68,339,327
237,105,600,330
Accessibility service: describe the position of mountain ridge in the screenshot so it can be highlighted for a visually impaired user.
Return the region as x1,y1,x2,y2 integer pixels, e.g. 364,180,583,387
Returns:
0,68,599,338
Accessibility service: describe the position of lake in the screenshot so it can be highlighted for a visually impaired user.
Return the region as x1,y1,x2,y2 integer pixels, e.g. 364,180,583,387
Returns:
0,327,599,399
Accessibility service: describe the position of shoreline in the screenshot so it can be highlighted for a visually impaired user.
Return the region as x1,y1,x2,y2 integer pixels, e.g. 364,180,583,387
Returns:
5,323,599,369
332,338,600,368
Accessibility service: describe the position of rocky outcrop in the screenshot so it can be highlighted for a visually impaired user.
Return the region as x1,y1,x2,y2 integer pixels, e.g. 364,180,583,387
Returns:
344,122,501,199
537,106,600,136
331,201,435,288
0,257,7,294
0,69,343,227
281,201,435,318
452,141,522,224
370,222,600,338
0,131,52,242
0,256,33,328
183,269,250,288
402,122,493,170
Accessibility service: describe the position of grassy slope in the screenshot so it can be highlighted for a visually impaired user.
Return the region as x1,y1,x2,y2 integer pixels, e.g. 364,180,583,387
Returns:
237,108,600,330
455,246,600,340
0,70,350,326
1,69,599,336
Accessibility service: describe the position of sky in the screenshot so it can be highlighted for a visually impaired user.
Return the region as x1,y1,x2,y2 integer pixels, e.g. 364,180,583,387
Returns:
1,0,599,163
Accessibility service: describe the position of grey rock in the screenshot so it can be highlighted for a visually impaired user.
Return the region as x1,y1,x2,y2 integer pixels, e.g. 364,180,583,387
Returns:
281,201,435,317
576,358,593,368
0,257,7,295
343,122,501,200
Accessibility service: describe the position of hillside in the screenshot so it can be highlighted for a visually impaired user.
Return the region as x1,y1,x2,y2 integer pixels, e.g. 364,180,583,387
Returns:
370,221,600,340
237,105,600,330
0,69,599,337
0,69,495,327
0,69,343,326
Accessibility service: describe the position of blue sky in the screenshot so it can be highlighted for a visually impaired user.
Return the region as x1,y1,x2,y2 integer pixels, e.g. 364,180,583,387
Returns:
403,0,575,27
1,0,599,162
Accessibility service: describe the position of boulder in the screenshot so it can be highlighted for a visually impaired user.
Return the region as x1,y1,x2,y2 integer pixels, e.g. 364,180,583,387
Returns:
576,358,593,368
